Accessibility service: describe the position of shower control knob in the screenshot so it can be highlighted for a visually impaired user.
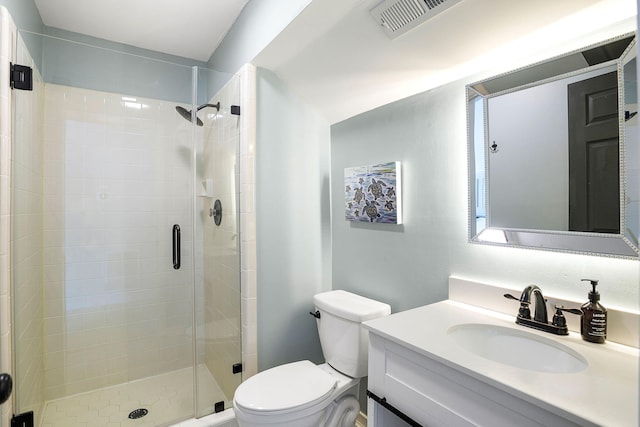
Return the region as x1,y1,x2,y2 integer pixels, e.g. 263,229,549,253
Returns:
210,200,222,226
0,373,12,405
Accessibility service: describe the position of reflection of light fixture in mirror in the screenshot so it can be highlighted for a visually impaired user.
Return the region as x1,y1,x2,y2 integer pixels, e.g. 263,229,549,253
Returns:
477,228,507,243
489,141,498,153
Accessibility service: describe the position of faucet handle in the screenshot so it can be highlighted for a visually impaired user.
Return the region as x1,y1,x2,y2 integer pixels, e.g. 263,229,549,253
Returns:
552,305,582,328
554,305,581,316
504,293,531,319
552,307,567,328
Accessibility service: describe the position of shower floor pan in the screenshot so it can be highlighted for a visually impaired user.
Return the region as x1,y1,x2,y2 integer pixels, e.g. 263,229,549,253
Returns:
41,365,226,427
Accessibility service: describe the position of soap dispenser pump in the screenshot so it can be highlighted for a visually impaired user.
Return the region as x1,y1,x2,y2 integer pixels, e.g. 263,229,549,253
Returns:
580,279,607,343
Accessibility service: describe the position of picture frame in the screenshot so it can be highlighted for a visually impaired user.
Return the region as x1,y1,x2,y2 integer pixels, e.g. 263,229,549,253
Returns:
344,161,402,224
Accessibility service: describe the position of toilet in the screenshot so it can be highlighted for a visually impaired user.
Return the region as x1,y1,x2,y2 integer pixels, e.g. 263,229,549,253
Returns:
233,290,391,427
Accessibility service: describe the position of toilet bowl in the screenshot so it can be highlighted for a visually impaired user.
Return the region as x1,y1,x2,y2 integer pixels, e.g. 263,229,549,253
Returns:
233,361,359,427
233,290,391,427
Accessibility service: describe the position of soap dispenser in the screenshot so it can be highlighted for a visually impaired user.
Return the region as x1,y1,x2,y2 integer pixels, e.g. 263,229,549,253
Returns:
580,279,607,343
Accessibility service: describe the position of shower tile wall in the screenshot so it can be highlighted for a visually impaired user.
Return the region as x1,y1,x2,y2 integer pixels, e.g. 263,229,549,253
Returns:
42,85,195,400
239,64,257,380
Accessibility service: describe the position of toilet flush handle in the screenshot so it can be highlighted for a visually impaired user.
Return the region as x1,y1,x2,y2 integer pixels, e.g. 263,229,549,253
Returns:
309,310,321,319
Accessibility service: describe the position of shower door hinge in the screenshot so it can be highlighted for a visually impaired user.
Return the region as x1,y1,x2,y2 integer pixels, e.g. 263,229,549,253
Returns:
11,411,34,427
232,363,243,374
10,63,33,91
231,105,241,116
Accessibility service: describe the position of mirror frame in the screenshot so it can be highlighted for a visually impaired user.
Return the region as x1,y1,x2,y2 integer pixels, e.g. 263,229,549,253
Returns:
467,33,639,259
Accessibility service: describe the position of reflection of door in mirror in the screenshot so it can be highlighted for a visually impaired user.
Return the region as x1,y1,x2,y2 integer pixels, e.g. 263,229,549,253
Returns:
568,72,620,233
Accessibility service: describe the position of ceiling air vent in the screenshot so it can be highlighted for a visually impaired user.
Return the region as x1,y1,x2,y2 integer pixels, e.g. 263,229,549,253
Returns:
370,0,462,39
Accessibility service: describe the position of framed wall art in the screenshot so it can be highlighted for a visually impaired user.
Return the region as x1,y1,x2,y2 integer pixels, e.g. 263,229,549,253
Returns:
344,161,402,224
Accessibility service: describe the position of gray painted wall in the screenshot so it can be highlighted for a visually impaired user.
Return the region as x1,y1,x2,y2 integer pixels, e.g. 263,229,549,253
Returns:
208,0,310,73
255,68,331,371
42,26,208,68
0,0,42,32
331,84,456,313
36,27,213,103
0,0,43,69
331,73,639,317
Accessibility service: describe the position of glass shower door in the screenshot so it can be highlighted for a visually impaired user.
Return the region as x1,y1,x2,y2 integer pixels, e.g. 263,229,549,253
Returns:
193,67,243,418
12,30,200,426
11,29,46,422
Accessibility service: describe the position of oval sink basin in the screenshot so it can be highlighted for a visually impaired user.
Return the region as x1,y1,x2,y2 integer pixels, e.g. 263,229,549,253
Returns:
447,323,588,374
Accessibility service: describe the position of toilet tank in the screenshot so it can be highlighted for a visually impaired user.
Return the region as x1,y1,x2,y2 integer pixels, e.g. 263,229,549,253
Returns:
313,290,390,378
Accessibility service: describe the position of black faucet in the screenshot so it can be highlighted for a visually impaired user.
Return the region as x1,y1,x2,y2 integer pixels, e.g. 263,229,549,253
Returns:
504,285,570,335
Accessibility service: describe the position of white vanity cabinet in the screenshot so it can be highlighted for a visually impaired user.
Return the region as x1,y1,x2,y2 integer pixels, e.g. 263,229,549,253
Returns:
363,301,639,427
367,333,581,427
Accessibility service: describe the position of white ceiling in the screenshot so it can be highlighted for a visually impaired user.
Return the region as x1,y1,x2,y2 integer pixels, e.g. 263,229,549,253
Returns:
34,0,248,62
34,0,636,124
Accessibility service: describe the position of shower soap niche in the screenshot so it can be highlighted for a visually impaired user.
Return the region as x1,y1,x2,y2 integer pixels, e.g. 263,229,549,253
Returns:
199,179,214,198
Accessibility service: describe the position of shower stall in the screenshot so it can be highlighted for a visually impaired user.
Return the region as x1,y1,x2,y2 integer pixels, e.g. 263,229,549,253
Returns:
1,7,249,426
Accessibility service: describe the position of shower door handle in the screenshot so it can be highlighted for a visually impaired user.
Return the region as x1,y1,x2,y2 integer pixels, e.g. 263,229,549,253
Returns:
172,224,181,270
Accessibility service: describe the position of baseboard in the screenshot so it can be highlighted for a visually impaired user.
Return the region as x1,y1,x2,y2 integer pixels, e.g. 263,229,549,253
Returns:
356,411,367,427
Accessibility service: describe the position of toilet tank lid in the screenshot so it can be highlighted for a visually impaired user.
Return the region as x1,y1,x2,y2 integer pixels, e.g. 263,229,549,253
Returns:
313,290,391,322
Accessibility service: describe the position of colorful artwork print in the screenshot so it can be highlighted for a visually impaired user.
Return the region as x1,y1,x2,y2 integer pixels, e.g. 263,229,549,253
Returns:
344,161,402,224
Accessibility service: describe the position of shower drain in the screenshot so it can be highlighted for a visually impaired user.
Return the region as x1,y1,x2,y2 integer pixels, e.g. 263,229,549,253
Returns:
128,408,149,419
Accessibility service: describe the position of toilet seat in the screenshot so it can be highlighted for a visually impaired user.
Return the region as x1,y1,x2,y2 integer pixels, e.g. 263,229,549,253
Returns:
234,361,337,414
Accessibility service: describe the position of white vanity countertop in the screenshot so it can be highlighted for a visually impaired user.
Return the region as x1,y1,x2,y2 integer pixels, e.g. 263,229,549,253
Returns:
363,300,639,427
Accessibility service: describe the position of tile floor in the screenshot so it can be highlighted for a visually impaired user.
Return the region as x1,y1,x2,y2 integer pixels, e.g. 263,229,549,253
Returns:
41,365,227,427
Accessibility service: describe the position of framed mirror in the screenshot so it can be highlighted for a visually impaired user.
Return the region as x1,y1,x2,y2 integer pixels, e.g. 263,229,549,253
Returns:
467,33,639,259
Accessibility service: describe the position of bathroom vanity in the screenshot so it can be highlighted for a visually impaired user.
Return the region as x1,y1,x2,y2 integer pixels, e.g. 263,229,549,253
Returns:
363,300,639,427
